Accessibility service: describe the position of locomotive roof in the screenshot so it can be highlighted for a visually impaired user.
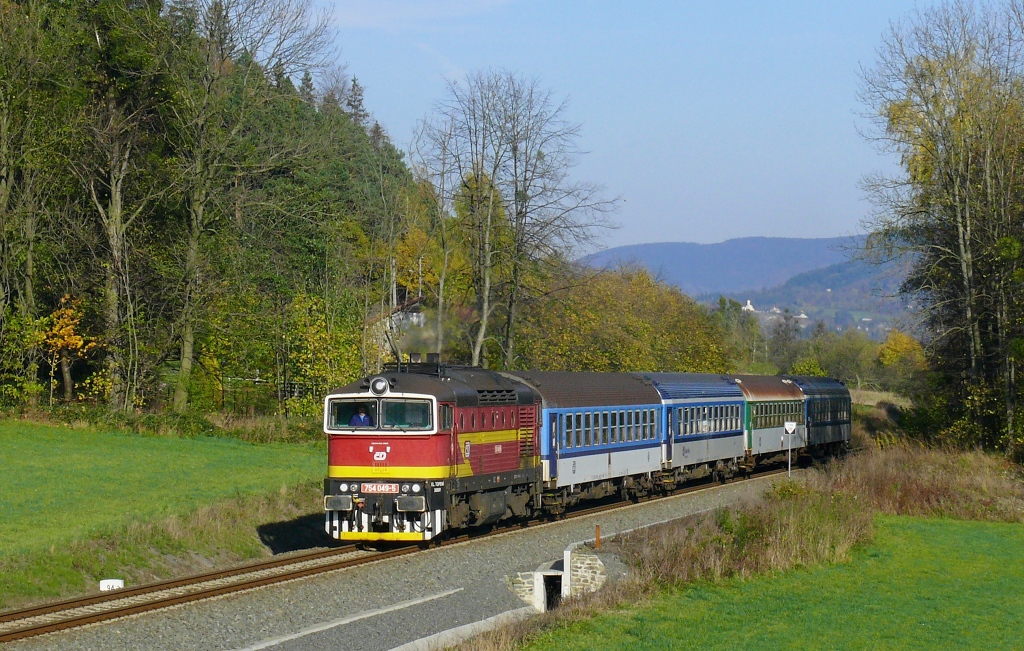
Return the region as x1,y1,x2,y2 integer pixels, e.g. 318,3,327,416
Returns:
501,371,663,408
785,375,850,398
330,367,537,407
731,375,805,401
636,373,744,400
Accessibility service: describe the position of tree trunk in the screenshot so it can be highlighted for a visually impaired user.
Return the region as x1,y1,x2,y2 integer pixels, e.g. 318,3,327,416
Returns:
61,350,73,399
21,201,38,404
471,205,493,368
173,206,202,412
436,249,447,358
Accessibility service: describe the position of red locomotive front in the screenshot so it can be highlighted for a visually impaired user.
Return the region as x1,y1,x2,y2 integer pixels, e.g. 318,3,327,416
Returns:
323,368,540,542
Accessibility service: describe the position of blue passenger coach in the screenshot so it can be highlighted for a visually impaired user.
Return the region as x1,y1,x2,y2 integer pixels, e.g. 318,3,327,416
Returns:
503,372,664,488
639,373,745,475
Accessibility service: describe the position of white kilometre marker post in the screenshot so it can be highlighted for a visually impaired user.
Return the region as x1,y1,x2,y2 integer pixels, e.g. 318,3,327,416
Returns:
783,421,796,477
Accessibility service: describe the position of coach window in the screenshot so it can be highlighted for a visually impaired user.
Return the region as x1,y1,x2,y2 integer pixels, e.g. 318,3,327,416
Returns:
651,409,657,438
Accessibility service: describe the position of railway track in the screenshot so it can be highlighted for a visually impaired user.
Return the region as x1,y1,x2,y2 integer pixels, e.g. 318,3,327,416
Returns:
0,466,790,644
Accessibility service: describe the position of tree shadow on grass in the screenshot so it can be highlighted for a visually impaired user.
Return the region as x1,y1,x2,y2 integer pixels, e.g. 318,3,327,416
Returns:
257,513,345,554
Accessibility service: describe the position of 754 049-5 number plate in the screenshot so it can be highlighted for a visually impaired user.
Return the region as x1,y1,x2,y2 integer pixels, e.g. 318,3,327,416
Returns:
361,483,399,493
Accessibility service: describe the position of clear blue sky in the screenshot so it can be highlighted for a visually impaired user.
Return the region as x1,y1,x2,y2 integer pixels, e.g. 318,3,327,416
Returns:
329,1,923,249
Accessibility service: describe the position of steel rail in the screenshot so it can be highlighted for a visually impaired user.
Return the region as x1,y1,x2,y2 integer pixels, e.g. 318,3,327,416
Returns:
0,464,794,643
0,545,361,625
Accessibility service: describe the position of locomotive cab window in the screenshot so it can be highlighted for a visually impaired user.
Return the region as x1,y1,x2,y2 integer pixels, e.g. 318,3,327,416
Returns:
328,399,378,429
380,399,432,431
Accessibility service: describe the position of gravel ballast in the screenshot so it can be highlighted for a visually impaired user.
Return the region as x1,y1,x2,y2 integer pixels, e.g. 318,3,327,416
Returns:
9,474,785,651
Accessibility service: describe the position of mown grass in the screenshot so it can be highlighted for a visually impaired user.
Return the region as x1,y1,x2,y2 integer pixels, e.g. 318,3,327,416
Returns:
0,420,327,607
523,517,1024,650
453,444,1024,651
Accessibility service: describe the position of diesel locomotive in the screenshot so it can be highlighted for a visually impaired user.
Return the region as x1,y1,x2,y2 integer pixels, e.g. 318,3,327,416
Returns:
322,365,851,543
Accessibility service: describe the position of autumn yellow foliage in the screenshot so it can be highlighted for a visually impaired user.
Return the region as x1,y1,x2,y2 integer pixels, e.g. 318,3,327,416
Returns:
516,267,729,373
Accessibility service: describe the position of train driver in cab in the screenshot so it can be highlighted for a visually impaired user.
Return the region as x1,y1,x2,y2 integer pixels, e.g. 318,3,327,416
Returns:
349,404,375,428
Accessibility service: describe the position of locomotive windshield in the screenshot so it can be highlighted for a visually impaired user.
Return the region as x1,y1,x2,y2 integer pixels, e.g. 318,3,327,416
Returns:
381,399,432,430
327,398,433,432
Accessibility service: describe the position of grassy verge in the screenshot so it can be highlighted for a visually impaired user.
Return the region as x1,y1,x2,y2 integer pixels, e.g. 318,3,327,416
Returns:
523,517,1024,650
0,420,328,608
454,444,1024,651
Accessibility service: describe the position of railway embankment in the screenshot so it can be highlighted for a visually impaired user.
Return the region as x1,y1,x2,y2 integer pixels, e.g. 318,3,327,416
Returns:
4,471,783,651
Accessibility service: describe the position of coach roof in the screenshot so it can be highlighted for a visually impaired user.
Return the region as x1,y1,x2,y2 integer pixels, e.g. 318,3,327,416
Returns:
731,375,805,401
501,371,663,409
785,375,850,398
637,373,744,400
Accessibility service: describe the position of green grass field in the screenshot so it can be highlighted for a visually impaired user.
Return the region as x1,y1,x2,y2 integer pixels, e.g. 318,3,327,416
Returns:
526,516,1024,651
0,420,324,557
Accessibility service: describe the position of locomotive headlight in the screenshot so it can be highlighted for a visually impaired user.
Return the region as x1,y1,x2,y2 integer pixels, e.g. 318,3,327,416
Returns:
401,484,411,493
351,484,360,492
412,484,422,493
369,377,389,395
339,483,349,492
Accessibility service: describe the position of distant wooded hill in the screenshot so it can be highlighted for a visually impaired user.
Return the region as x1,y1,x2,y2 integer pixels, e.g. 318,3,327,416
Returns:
583,236,909,333
583,237,861,295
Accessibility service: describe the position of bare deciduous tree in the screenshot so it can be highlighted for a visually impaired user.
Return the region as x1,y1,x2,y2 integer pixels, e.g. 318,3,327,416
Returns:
417,69,614,367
